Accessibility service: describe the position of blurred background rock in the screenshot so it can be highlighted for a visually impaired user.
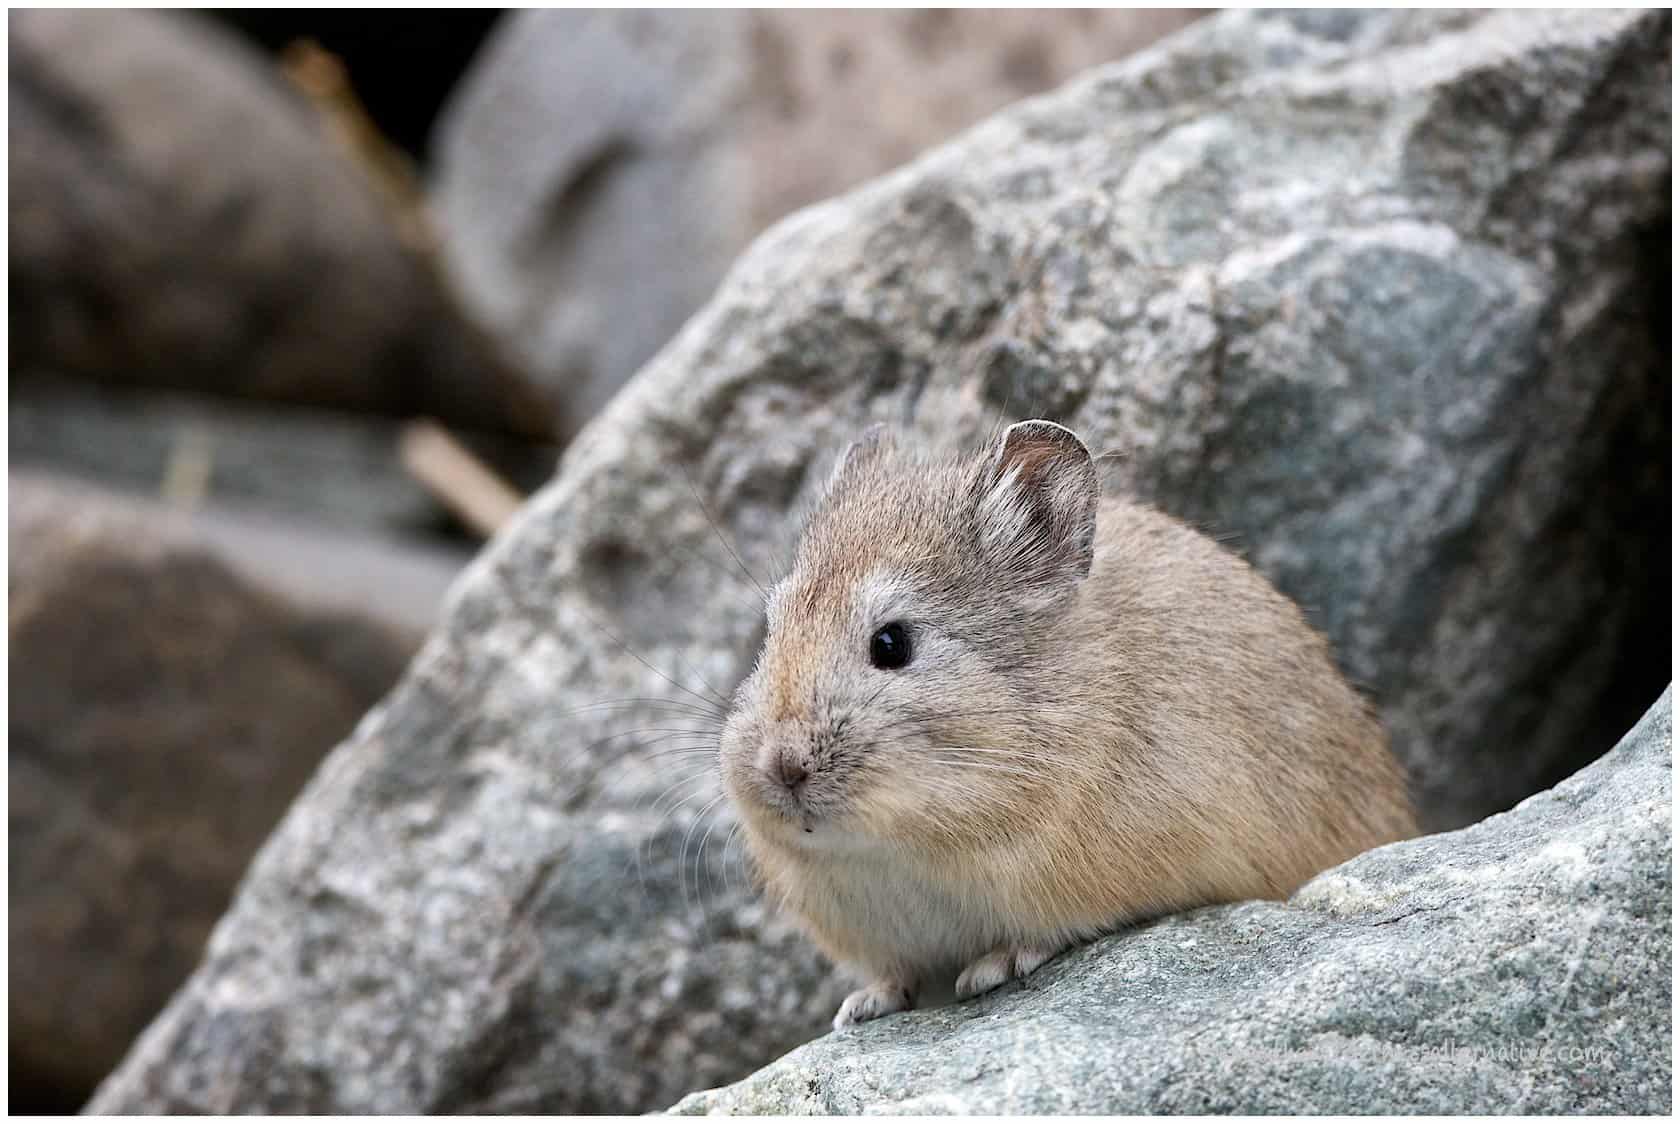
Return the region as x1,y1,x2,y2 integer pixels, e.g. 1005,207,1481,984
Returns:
6,7,1204,1111
8,473,420,1108
428,8,1205,435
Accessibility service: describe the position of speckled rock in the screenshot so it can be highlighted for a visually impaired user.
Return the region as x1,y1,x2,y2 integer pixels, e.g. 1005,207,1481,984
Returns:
674,689,1672,1114
91,9,1668,1114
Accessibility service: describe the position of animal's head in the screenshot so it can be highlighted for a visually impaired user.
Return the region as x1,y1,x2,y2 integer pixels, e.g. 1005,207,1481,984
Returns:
719,420,1100,852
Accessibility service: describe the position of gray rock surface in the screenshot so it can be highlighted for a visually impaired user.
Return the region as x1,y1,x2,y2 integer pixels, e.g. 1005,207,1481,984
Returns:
8,474,419,1111
8,9,553,437
674,688,1673,1115
91,9,1669,1114
429,9,1202,435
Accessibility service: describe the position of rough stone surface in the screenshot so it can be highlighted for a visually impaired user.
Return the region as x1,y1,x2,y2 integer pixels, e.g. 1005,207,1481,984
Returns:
8,8,553,437
674,689,1673,1115
429,8,1203,435
91,9,1669,1114
8,474,418,1111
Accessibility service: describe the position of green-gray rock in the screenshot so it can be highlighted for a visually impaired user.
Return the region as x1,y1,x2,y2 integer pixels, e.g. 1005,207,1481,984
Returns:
675,689,1672,1114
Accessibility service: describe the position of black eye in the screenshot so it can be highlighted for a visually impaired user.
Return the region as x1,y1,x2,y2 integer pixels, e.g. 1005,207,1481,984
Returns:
869,622,912,670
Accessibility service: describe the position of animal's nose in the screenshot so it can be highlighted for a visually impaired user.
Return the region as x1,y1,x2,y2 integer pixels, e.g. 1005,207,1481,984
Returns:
777,754,809,793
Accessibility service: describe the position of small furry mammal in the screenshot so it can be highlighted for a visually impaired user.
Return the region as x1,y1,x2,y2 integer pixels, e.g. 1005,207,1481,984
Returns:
720,420,1417,1030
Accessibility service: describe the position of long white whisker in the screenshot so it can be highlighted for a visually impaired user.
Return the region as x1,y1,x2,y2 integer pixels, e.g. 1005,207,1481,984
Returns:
680,792,730,915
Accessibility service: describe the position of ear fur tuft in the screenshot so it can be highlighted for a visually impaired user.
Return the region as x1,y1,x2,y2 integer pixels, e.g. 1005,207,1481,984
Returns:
977,420,1099,584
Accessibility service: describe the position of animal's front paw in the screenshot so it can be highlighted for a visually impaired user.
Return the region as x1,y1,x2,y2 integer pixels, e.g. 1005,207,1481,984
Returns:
955,942,1064,999
832,980,914,1030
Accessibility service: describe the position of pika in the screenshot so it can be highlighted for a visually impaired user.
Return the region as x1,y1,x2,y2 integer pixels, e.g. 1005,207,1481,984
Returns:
719,420,1417,1030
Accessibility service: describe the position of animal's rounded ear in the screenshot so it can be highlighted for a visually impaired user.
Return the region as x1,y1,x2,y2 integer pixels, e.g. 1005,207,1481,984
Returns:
977,419,1099,583
825,422,894,494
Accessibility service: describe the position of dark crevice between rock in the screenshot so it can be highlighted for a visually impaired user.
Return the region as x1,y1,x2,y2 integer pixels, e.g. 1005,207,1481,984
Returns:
1577,202,1671,784
210,10,504,165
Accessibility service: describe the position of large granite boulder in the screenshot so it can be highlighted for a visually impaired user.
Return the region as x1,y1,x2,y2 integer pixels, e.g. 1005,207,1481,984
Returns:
90,9,1669,1114
429,9,1203,435
8,474,419,1111
8,8,552,436
675,689,1673,1114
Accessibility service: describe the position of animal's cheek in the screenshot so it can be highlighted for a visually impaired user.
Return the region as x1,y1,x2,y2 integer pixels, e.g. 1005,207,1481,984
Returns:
840,737,922,790
845,769,939,840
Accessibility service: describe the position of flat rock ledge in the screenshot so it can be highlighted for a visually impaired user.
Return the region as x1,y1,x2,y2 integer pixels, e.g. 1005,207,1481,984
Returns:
673,689,1673,1115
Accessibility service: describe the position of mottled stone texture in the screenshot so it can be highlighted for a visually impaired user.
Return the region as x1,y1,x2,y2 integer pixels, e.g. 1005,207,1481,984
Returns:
91,9,1669,1114
675,689,1672,1115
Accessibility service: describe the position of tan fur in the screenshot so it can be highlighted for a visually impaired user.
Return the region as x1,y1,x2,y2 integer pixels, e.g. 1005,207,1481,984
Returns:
719,422,1417,1027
